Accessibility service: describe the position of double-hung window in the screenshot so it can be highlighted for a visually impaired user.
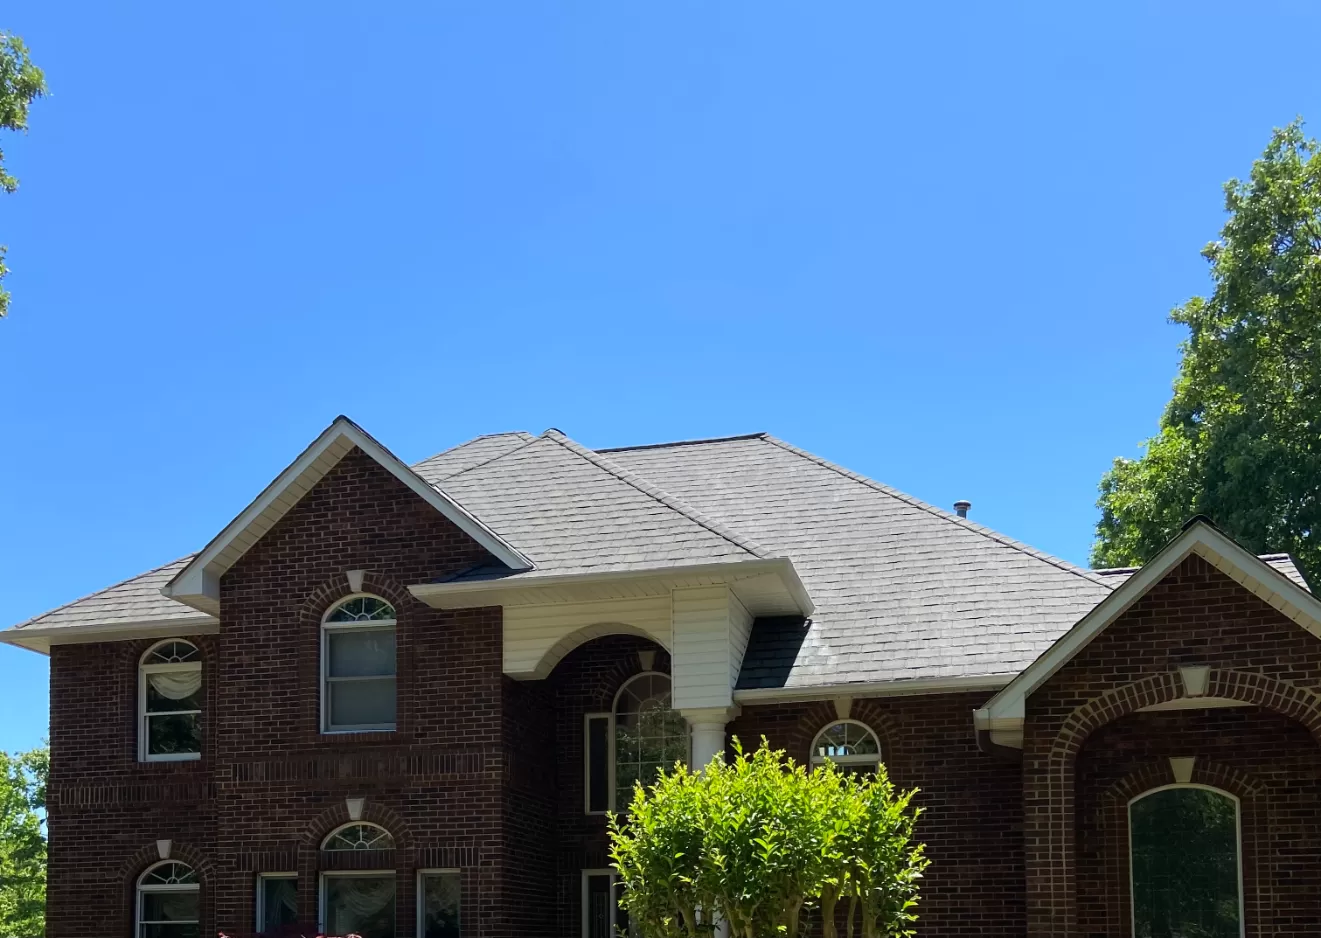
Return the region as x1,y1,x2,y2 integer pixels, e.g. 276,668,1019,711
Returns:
322,596,397,733
256,873,298,934
139,640,203,761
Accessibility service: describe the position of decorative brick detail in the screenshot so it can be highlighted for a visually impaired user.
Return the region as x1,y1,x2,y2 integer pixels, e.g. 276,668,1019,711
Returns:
1025,554,1321,937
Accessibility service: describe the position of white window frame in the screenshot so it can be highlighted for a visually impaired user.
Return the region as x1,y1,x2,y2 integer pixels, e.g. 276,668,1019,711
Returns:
583,711,616,815
138,639,203,763
319,870,396,936
809,719,882,769
605,671,685,814
581,868,623,938
320,821,396,851
321,595,398,734
255,872,297,933
1127,783,1245,938
416,867,461,938
136,860,200,938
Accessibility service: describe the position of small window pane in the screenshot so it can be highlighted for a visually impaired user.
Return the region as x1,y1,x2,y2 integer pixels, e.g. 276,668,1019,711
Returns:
141,862,197,886
147,641,200,664
328,629,397,678
147,713,202,756
420,871,460,938
323,824,395,852
259,876,298,933
324,875,396,938
586,875,612,938
141,892,200,922
1131,787,1241,938
327,597,396,622
328,678,397,728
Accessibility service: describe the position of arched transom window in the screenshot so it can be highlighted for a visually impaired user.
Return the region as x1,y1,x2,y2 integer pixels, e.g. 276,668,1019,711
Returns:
321,596,397,733
1129,785,1242,938
322,822,396,852
137,860,199,938
139,640,203,762
613,672,689,811
810,720,881,770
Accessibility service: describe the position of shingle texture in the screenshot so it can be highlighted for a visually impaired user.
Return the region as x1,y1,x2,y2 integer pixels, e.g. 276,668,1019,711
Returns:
6,428,1314,691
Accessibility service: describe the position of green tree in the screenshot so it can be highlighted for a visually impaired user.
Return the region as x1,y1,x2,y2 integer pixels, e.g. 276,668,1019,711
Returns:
609,739,927,938
0,31,47,318
0,746,48,936
1094,120,1321,574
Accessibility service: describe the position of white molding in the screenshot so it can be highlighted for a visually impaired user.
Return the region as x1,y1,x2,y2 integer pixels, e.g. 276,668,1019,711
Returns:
833,696,853,720
345,797,365,821
1180,665,1210,697
974,520,1321,748
156,840,171,860
637,649,656,672
416,869,461,938
1138,696,1250,713
164,416,533,612
346,570,366,593
1169,756,1196,784
735,673,1010,704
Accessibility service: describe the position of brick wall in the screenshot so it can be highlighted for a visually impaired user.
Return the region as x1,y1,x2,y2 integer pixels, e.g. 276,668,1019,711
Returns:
1023,553,1321,937
729,692,1025,938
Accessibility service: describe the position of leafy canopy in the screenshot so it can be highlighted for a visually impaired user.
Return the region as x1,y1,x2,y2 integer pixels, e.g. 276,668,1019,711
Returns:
1094,120,1321,574
609,739,927,938
0,31,47,318
0,746,47,937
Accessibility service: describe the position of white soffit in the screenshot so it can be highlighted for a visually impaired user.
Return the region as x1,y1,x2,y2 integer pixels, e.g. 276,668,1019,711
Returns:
163,416,532,613
973,519,1321,747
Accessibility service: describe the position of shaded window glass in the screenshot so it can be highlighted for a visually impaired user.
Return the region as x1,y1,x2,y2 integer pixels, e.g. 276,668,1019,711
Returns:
324,874,396,938
586,874,612,938
1131,787,1241,938
258,876,298,934
587,715,610,813
615,674,687,810
138,862,200,938
420,871,460,938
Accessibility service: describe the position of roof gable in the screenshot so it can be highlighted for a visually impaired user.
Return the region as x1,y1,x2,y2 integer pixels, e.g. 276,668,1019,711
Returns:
976,518,1321,734
163,416,532,614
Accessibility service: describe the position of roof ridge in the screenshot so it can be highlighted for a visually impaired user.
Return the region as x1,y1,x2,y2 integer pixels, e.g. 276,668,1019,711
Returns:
542,429,772,559
597,433,768,453
425,432,545,484
760,435,1115,589
14,553,201,630
412,431,535,474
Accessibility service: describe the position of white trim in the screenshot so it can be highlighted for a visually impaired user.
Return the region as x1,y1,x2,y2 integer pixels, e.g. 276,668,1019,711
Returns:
320,820,395,851
138,640,203,763
1138,697,1251,713
581,868,620,938
318,869,395,936
164,416,532,612
1127,784,1244,938
416,868,461,938
583,712,614,815
0,616,219,655
974,520,1321,748
255,872,297,934
734,673,1010,705
809,718,882,767
321,596,398,734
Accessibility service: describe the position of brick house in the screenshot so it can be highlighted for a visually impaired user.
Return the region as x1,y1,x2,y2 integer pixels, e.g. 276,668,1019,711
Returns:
5,416,1320,938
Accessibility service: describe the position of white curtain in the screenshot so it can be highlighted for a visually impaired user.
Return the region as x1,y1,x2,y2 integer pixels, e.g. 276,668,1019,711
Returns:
331,877,395,918
149,669,202,701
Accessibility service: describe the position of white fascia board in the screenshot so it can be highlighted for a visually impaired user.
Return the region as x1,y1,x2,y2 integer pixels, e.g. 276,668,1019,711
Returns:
0,616,221,655
973,520,1321,747
409,557,812,615
735,673,1011,705
163,417,532,609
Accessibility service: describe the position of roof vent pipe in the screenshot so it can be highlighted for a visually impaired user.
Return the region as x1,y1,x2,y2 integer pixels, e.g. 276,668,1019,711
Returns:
953,500,971,519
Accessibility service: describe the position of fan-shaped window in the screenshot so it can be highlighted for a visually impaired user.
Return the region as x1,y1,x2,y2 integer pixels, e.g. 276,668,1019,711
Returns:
137,861,199,938
139,640,203,762
613,672,688,810
322,822,396,852
322,596,397,733
810,720,881,770
1130,785,1242,938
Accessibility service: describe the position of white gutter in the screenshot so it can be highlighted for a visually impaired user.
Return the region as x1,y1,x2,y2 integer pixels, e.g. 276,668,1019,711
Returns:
733,673,1011,704
0,616,219,655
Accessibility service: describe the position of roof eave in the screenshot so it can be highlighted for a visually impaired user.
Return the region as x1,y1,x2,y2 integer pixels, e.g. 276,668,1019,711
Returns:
0,616,221,656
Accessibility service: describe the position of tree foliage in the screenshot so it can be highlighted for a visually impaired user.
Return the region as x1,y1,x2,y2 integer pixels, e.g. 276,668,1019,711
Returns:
1094,120,1321,574
0,31,47,318
609,739,927,938
0,746,47,937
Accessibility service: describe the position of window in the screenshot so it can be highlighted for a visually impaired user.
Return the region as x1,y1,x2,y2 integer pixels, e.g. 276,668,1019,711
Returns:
1130,785,1242,938
256,874,298,935
585,672,689,813
320,872,395,938
581,870,629,938
322,596,397,733
810,720,881,771
416,870,461,938
139,640,203,761
137,861,199,938
322,822,396,851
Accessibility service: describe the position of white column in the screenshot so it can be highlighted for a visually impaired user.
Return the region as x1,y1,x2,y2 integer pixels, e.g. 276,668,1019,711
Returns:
681,707,738,938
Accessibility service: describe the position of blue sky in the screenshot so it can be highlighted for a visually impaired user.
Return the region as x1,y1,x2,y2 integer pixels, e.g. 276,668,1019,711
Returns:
2,2,1319,753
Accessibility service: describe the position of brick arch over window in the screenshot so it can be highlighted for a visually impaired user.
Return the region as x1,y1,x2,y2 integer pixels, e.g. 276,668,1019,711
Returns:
296,571,414,738
748,699,899,770
117,842,214,938
300,799,413,851
1034,669,1321,936
1087,759,1268,936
